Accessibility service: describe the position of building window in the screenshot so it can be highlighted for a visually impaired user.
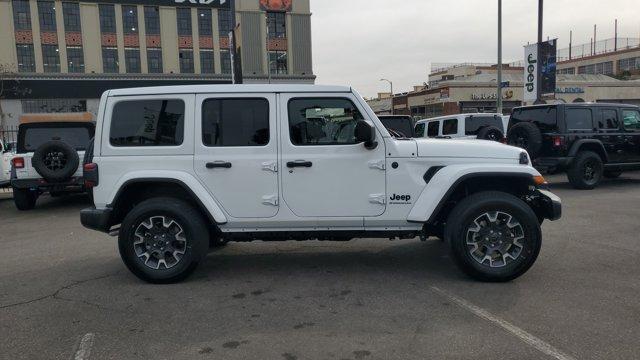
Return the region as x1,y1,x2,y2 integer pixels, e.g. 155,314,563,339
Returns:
67,46,84,73
179,50,194,73
37,1,57,32
122,5,138,34
124,49,141,73
557,67,575,75
269,51,287,74
197,9,212,36
220,50,231,74
176,8,192,36
200,50,214,73
41,44,60,72
144,6,160,35
218,8,233,36
12,0,32,31
618,57,640,72
578,61,613,75
99,4,116,33
16,44,36,72
22,99,87,113
267,12,286,38
62,2,81,32
102,47,119,73
147,48,163,73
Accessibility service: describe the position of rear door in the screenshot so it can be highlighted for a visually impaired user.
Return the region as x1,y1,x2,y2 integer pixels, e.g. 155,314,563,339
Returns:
595,107,625,163
194,93,279,218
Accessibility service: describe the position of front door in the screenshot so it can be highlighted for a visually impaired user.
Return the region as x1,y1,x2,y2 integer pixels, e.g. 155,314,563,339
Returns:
279,94,386,218
621,108,640,162
595,108,625,163
194,93,279,218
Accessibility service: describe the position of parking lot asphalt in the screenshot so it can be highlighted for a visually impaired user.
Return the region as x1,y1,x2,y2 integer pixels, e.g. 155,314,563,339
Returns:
1,173,640,360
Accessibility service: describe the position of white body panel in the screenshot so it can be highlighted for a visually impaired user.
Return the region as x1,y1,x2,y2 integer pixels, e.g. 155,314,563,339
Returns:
0,141,12,183
415,113,508,140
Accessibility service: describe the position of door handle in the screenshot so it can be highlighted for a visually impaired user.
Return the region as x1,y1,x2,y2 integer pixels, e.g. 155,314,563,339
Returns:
206,161,232,169
287,160,313,168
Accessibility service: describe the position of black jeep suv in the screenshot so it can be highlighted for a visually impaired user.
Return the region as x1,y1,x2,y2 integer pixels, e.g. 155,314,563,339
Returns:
508,103,640,189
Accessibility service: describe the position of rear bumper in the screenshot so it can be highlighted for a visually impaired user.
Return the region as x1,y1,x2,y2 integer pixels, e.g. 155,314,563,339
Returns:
533,157,572,173
532,189,562,221
80,207,113,233
11,177,85,191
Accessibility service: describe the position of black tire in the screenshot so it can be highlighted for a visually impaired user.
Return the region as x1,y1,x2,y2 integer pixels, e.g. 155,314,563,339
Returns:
445,191,542,282
32,140,79,182
603,170,622,179
118,197,209,284
477,126,504,142
13,188,38,211
567,151,603,190
507,122,543,158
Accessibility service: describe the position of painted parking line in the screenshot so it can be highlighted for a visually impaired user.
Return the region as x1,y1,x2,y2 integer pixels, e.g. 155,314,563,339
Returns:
73,333,95,360
430,286,576,360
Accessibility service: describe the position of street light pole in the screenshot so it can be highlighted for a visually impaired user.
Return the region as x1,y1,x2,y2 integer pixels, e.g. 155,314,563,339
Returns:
380,78,393,115
497,0,503,114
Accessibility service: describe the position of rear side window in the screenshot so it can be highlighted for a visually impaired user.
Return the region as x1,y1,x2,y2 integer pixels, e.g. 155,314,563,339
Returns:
511,107,557,131
427,122,439,137
202,98,269,146
442,119,458,135
622,109,640,131
565,108,593,131
465,115,504,135
110,99,185,147
288,98,364,146
415,123,425,137
23,126,92,152
598,109,619,130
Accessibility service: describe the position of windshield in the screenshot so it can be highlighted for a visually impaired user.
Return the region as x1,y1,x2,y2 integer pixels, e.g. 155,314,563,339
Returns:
378,116,414,137
21,126,93,152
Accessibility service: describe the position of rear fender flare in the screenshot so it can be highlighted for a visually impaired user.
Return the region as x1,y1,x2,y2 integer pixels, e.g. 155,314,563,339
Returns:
568,139,608,162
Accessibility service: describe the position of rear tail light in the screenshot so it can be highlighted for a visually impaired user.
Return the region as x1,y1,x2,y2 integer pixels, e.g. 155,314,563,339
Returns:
551,136,565,147
11,157,25,169
500,137,508,144
83,162,99,188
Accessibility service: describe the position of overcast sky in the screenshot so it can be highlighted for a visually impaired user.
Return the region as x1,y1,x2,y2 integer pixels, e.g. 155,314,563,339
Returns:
310,0,640,98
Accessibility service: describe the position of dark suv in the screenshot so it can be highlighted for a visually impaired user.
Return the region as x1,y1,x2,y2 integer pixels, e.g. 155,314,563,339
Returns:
508,103,640,189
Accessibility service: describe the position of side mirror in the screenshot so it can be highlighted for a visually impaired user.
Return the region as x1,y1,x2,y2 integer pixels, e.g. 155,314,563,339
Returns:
355,120,377,150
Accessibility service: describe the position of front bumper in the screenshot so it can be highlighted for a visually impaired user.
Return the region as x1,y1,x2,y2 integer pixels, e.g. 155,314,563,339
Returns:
80,207,113,233
532,188,562,221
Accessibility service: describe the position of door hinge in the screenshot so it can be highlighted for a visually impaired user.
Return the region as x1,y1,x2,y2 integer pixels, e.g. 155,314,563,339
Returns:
262,161,278,173
368,160,386,170
262,194,279,206
368,193,386,205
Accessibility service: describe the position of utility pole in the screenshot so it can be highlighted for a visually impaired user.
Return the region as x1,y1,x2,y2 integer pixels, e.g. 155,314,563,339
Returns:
497,0,503,114
569,30,572,60
266,13,271,84
594,24,597,54
614,19,618,51
380,79,393,115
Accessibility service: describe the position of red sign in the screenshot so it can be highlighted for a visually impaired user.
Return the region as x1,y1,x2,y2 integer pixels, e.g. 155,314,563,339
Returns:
260,0,292,11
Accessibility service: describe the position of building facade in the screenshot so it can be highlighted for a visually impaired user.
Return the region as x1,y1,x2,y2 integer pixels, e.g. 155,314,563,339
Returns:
0,0,314,126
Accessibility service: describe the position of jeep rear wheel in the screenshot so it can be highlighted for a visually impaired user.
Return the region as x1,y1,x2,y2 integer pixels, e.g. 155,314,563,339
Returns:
13,188,38,211
567,151,603,190
445,191,542,282
118,198,209,283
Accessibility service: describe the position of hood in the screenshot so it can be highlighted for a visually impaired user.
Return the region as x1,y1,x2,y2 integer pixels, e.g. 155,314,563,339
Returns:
415,138,525,159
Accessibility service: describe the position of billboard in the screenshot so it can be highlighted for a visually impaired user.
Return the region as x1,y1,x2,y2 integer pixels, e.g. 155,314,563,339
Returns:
539,39,557,97
260,0,292,11
523,44,538,102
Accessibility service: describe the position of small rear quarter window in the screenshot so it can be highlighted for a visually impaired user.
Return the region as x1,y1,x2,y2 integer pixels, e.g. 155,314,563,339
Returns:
110,99,185,147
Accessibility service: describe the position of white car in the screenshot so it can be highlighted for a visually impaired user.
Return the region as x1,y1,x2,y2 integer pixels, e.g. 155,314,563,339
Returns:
80,85,561,284
415,113,509,142
1,140,16,187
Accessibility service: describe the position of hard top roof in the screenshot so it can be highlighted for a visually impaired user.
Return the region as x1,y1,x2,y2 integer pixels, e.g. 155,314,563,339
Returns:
108,84,352,96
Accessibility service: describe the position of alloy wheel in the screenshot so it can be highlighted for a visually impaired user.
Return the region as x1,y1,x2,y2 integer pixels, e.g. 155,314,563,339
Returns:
133,216,187,270
466,211,525,268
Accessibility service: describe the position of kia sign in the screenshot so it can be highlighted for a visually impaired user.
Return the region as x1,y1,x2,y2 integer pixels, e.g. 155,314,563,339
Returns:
83,0,230,8
523,44,538,102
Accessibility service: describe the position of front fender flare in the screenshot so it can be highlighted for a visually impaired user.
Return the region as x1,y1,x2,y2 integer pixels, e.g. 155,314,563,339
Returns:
407,165,540,223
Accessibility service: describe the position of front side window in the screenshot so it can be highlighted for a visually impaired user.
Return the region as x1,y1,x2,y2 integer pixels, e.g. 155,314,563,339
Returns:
415,123,425,137
41,44,60,72
37,1,57,31
66,46,84,73
202,98,269,147
99,4,116,33
267,12,286,38
12,0,32,31
622,109,640,131
565,108,593,130
599,109,619,130
125,49,141,73
144,6,160,35
442,119,458,135
147,48,163,73
179,50,194,73
122,5,138,34
102,47,119,73
110,100,185,147
16,45,36,72
62,2,81,32
288,98,365,146
427,122,439,137
176,8,192,36
198,9,212,36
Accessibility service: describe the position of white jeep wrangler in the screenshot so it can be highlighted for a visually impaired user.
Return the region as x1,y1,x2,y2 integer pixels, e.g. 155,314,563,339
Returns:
80,85,561,284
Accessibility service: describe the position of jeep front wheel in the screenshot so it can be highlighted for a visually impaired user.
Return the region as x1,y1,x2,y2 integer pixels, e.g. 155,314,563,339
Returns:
445,191,542,282
118,198,209,284
567,151,603,190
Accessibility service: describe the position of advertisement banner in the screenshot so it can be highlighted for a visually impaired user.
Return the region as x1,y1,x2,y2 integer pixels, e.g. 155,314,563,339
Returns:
260,0,292,11
523,44,538,102
539,39,558,97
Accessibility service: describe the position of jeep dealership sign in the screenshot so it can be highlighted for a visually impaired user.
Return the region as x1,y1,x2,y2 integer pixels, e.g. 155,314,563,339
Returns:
523,44,538,102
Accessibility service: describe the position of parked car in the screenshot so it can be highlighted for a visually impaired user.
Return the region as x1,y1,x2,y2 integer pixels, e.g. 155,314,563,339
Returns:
507,103,640,189
1,140,16,187
80,85,561,284
11,121,95,210
415,113,508,142
377,115,416,138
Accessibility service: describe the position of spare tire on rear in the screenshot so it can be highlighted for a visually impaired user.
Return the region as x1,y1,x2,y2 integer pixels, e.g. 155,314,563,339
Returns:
477,126,504,142
32,140,79,182
507,122,543,159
